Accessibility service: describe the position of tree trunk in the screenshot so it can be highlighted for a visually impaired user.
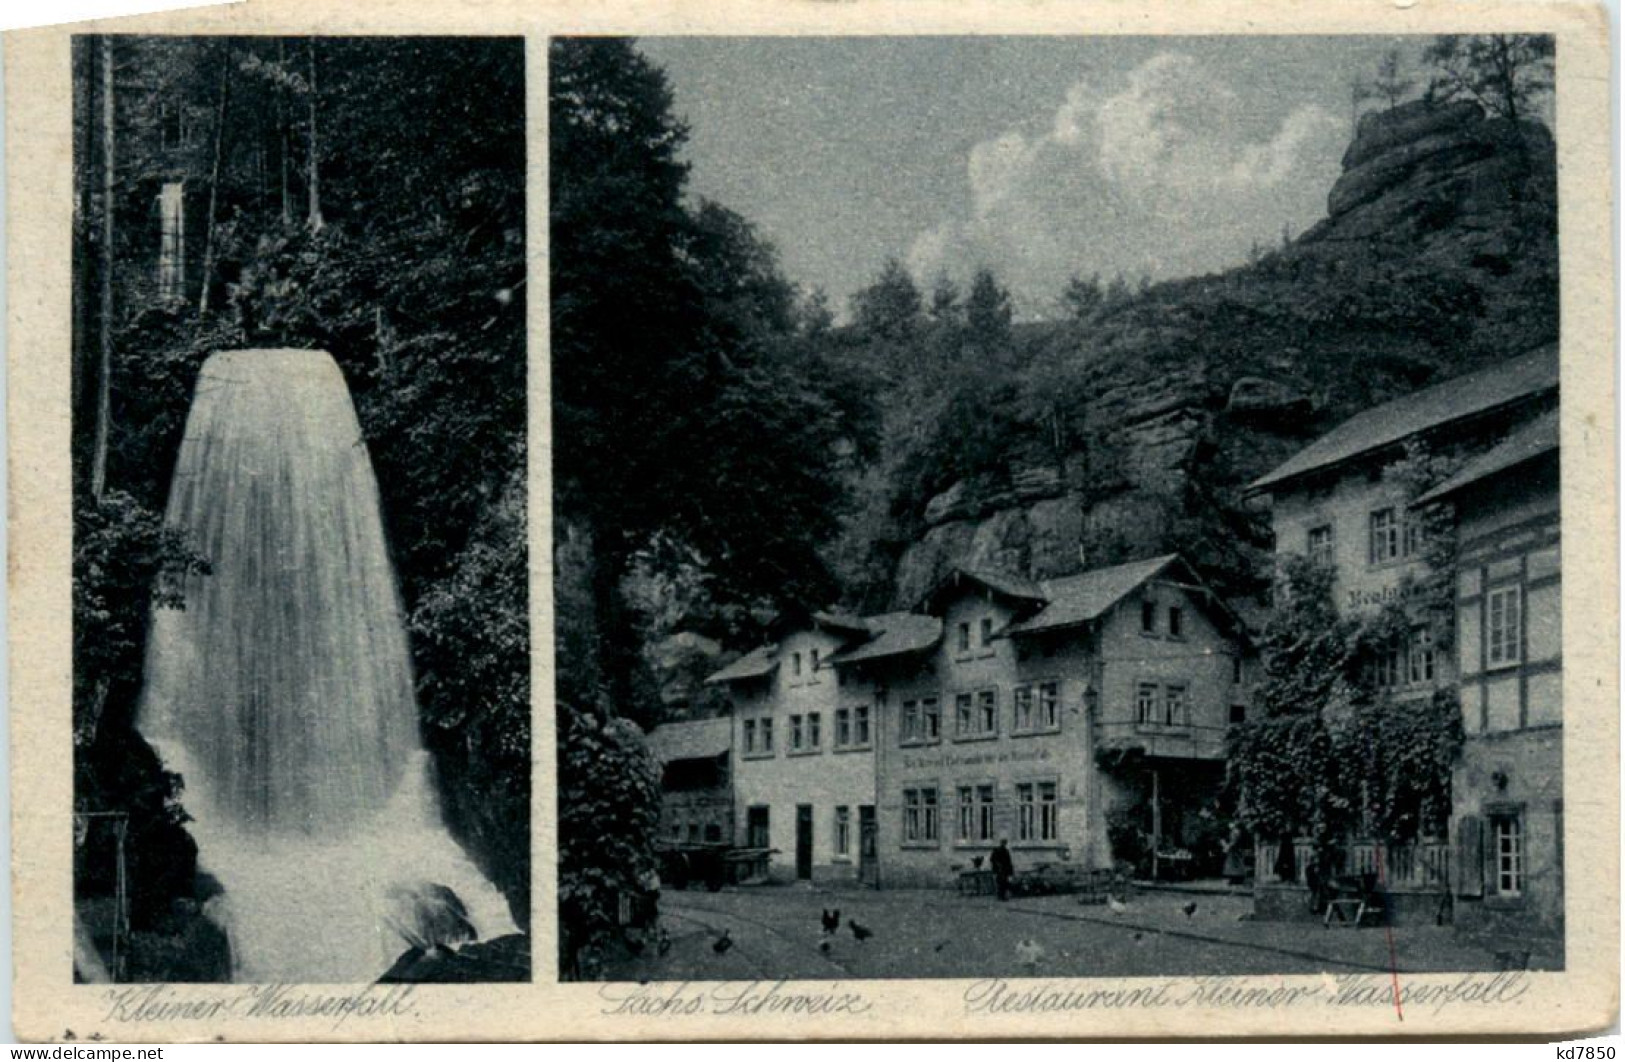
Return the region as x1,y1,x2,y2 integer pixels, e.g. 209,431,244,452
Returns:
305,38,323,232
197,44,232,316
72,37,94,455
278,39,291,225
91,34,114,502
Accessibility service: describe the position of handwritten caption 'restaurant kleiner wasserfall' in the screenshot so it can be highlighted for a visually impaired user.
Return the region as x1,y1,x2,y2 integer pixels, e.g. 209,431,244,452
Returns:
102,984,418,1031
963,972,1529,1017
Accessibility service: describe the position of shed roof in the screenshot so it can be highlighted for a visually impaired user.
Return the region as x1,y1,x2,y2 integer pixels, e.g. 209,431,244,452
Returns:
1413,408,1559,506
1004,554,1181,635
1250,345,1558,495
828,611,943,666
643,717,731,762
703,644,778,685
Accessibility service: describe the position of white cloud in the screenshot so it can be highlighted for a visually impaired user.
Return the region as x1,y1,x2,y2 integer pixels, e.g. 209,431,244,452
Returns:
908,51,1347,313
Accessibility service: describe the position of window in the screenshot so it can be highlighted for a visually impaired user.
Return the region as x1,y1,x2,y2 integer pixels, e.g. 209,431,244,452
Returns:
1369,508,1400,565
1013,686,1034,732
807,712,821,749
789,714,805,751
792,652,802,677
1014,683,1060,733
980,617,994,646
1491,813,1523,896
1017,782,1058,842
1168,606,1183,638
958,622,972,652
1487,586,1522,668
747,806,770,848
1233,656,1244,684
1407,627,1436,685
1307,524,1335,567
904,787,939,843
957,785,995,843
1163,685,1187,728
854,705,871,746
743,719,756,754
1136,683,1159,727
760,717,774,752
835,708,851,747
834,806,851,856
957,690,996,738
1038,682,1059,729
901,699,939,744
809,648,820,671
157,181,186,302
978,690,997,734
1141,600,1156,633
1405,519,1428,558
1229,704,1246,725
1369,642,1403,689
686,821,700,842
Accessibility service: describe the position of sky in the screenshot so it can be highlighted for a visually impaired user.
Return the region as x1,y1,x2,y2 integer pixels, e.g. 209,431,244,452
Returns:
637,35,1435,320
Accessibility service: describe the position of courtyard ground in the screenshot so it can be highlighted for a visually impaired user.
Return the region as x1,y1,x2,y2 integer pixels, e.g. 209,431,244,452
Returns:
607,881,1558,982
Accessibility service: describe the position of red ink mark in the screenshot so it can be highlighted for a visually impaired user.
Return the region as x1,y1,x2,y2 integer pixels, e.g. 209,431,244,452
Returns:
1374,846,1403,1021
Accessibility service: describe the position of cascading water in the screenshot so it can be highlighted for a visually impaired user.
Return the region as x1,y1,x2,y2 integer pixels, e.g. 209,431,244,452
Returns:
137,349,516,983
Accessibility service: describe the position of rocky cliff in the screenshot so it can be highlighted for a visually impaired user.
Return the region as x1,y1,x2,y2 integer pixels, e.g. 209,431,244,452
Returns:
883,98,1556,610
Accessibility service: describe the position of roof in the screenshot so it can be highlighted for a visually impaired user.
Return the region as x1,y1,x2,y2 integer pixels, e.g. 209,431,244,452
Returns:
917,565,1048,615
1250,345,1559,495
1005,554,1180,636
704,645,778,685
828,611,943,666
1413,409,1560,505
643,717,731,763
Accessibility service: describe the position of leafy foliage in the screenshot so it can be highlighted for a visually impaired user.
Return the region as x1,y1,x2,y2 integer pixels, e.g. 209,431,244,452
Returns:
556,709,662,978
1228,553,1464,843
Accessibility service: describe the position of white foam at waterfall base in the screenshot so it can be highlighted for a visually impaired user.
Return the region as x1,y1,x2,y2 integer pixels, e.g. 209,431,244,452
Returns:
137,349,517,983
154,742,516,983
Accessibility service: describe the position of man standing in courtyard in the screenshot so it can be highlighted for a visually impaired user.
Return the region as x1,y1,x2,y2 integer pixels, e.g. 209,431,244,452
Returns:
991,839,1014,901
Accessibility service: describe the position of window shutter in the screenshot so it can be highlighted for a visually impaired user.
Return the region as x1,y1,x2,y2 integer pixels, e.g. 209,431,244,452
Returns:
1456,815,1484,897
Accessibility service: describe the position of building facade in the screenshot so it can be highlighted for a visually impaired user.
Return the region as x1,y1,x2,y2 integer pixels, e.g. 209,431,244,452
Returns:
1415,411,1562,943
708,556,1252,890
644,717,734,846
707,613,911,884
1248,345,1560,927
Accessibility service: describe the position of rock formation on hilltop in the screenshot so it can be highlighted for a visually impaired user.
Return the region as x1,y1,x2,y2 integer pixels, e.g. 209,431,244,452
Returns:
881,98,1556,609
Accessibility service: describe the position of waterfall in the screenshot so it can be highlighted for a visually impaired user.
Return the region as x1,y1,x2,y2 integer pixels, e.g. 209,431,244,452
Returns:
138,349,517,983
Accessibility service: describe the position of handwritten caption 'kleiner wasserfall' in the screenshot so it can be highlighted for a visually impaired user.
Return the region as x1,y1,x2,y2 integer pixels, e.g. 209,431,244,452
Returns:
599,981,873,1018
101,984,418,1031
964,972,1529,1016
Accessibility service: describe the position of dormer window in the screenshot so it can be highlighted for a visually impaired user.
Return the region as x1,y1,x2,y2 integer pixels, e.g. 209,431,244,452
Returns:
809,648,820,671
957,622,971,653
979,617,994,646
1141,600,1156,634
1168,606,1183,639
791,652,802,677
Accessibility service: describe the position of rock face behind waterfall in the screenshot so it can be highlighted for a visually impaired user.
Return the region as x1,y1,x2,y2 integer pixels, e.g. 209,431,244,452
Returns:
137,349,516,982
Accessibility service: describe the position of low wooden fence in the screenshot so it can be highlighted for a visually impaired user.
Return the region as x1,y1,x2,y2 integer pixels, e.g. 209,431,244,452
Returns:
1256,838,1450,891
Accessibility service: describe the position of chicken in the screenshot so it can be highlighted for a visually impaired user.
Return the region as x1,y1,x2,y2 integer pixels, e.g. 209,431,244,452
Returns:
849,919,874,942
1107,895,1129,916
1014,938,1045,972
1182,901,1198,919
821,908,841,936
712,929,733,955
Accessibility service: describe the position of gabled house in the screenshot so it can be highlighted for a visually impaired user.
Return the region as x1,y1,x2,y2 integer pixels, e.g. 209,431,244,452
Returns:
706,610,941,885
836,555,1253,888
